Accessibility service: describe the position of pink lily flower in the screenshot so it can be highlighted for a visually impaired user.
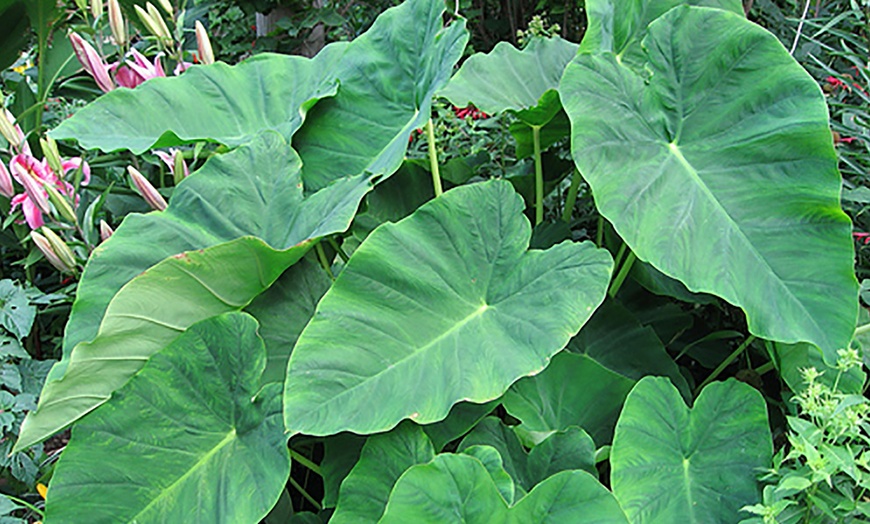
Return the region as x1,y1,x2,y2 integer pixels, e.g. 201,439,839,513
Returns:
69,32,115,93
153,149,189,179
0,162,14,198
113,49,166,89
8,154,90,229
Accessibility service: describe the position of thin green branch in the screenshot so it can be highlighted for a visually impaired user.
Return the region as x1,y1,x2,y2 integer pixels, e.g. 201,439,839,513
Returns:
289,449,322,476
532,125,544,225
426,119,443,197
695,335,757,395
608,252,635,298
315,243,335,281
288,475,322,511
327,237,350,263
5,494,43,518
562,169,582,223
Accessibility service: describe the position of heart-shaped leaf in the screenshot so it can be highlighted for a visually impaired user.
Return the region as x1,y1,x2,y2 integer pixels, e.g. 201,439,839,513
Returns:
44,313,289,524
422,400,498,451
579,0,743,63
503,351,635,445
561,6,857,359
378,454,627,523
294,0,468,190
610,377,772,523
331,422,435,524
283,180,613,436
439,37,578,127
50,50,343,153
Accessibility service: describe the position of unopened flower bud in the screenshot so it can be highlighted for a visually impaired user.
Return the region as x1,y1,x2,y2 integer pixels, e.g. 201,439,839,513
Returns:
0,162,13,198
40,137,63,176
99,220,114,242
128,166,167,211
172,150,188,184
146,2,172,41
31,231,73,274
90,0,103,19
157,0,173,15
39,179,78,225
40,227,77,273
0,109,21,148
108,0,126,46
195,21,214,65
69,32,115,93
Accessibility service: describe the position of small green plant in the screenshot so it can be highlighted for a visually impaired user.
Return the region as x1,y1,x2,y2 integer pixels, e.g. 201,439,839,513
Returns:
743,349,870,523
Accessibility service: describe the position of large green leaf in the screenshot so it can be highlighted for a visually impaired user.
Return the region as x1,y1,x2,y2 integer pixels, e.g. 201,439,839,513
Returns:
438,37,578,127
421,400,498,451
44,313,289,524
59,132,369,368
503,351,635,445
610,377,772,523
331,423,434,524
378,454,628,523
568,298,690,398
283,180,613,436
50,50,343,153
293,0,468,190
245,258,332,384
17,238,304,451
579,0,743,63
560,6,857,360
458,417,596,493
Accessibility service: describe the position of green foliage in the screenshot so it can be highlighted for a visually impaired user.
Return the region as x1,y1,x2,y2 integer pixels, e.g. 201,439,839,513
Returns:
4,0,861,521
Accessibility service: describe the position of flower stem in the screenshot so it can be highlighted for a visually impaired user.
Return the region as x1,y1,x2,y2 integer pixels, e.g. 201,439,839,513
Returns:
327,237,349,263
754,361,776,376
289,449,322,476
608,251,635,298
315,243,335,281
289,475,322,511
562,169,582,223
596,216,604,247
532,124,544,225
695,335,757,395
426,119,443,197
854,322,870,337
4,495,43,518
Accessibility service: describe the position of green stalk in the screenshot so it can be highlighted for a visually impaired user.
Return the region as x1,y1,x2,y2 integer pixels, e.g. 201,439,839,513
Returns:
695,335,757,395
596,216,604,247
327,237,349,263
561,169,582,223
854,322,870,337
4,494,43,518
425,119,443,197
754,361,776,376
315,243,335,281
288,476,322,511
532,125,544,225
289,449,322,476
607,252,635,298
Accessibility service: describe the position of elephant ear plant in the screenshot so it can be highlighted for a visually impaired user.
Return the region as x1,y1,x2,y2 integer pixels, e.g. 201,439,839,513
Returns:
13,0,859,521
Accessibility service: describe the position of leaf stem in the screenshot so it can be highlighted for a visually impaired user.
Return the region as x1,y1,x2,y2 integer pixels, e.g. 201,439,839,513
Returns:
854,322,870,337
426,119,443,197
532,125,544,225
596,216,604,247
695,335,757,395
562,169,582,223
4,494,44,518
327,237,349,263
607,252,635,298
288,475,322,511
289,449,322,476
315,243,335,280
754,361,775,376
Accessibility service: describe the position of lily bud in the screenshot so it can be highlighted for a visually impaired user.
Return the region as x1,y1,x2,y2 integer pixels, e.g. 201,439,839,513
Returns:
195,21,214,65
0,162,13,198
11,162,51,217
99,220,114,242
108,0,126,46
157,0,173,15
128,166,167,211
31,231,73,274
40,228,78,273
39,180,78,225
146,2,173,41
90,0,103,19
0,109,21,149
172,150,188,184
40,137,63,176
69,32,115,93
